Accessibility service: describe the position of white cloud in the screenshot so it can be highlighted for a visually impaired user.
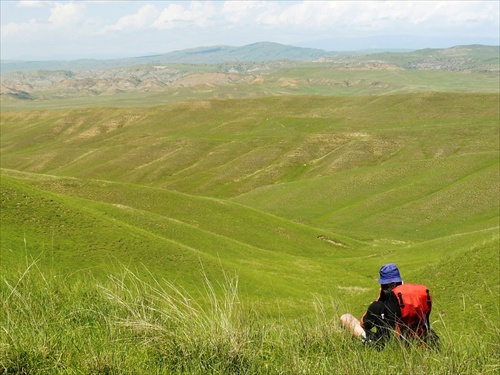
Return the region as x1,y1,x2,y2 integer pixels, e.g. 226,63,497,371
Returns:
221,1,276,24
1,19,42,37
87,1,500,37
431,1,499,27
48,2,86,27
17,0,49,8
2,1,87,36
153,1,217,30
219,0,499,35
104,4,158,32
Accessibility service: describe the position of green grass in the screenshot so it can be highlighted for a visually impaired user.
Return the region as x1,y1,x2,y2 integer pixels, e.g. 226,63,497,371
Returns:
1,91,499,373
2,94,498,241
0,172,369,310
1,259,498,374
2,94,498,199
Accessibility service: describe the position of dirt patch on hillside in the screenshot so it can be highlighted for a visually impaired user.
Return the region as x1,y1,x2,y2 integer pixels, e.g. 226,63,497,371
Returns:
317,235,348,248
112,203,131,210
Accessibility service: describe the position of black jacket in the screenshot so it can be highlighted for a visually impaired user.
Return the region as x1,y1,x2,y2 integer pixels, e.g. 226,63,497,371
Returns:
361,287,402,343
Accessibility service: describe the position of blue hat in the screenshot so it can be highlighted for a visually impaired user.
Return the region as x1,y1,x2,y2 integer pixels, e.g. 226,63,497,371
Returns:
378,263,402,284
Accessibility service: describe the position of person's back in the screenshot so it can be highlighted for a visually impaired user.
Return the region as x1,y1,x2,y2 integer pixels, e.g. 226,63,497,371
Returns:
340,263,438,349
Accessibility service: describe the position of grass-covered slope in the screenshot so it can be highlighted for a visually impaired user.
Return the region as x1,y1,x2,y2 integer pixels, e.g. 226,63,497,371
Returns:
2,93,498,242
1,92,499,373
1,92,498,306
0,172,369,313
235,152,499,241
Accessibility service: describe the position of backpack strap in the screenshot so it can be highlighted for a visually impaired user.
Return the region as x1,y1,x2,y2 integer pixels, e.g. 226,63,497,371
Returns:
397,291,405,308
425,288,432,327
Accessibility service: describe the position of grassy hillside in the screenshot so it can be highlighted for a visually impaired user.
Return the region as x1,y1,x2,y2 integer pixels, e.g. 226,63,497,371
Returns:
0,172,370,313
2,91,498,303
2,93,498,240
1,92,499,373
362,44,500,71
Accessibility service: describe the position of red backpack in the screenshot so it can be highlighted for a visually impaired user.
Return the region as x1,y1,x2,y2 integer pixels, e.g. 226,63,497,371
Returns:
391,284,432,339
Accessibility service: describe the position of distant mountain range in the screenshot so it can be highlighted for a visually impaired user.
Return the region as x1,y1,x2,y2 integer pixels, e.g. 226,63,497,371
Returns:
1,42,334,73
2,41,497,74
0,42,499,75
1,42,498,103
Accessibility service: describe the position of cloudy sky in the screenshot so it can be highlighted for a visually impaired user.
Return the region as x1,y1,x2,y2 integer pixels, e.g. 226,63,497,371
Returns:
1,0,499,60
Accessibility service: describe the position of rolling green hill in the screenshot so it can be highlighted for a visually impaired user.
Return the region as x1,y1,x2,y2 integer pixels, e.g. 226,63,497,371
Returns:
0,172,368,311
1,92,498,295
1,90,499,373
361,44,500,72
2,94,498,232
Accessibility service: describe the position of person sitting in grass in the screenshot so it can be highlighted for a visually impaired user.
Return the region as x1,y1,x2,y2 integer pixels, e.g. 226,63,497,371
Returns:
340,263,404,347
341,263,440,350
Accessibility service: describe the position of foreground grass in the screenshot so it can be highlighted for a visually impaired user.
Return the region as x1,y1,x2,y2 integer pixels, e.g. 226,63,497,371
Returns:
2,262,498,374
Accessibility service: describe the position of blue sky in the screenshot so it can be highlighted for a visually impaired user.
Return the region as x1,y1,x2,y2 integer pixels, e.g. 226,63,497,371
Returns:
1,0,499,60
